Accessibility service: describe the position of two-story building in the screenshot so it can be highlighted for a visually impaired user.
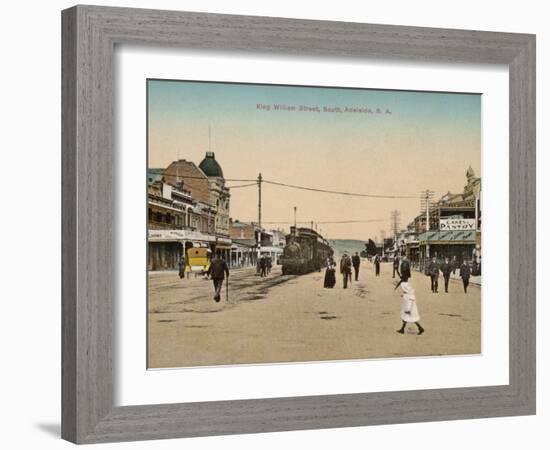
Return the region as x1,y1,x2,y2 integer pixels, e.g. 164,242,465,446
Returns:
414,166,482,270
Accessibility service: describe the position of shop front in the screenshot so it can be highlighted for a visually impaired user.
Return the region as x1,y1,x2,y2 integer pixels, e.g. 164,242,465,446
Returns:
148,229,216,271
417,230,477,271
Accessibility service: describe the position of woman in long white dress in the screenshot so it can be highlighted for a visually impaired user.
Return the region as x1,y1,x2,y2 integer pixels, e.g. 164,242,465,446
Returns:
396,281,425,335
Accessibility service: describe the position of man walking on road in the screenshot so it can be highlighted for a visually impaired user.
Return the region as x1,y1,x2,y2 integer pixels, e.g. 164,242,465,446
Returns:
400,254,411,281
352,252,361,281
392,255,400,279
340,253,352,289
440,257,452,293
428,256,440,293
259,255,267,277
460,260,471,294
374,254,380,276
206,252,229,302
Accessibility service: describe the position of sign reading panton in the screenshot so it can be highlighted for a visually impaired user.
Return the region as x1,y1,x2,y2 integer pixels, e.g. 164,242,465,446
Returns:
440,217,477,230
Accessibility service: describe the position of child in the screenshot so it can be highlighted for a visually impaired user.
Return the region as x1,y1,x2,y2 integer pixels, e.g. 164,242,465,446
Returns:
395,280,425,335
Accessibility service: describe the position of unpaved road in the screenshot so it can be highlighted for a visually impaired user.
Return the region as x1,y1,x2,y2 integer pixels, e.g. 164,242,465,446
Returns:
148,261,481,368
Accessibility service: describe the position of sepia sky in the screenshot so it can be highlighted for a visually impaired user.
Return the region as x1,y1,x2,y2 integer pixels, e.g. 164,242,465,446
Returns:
148,79,481,241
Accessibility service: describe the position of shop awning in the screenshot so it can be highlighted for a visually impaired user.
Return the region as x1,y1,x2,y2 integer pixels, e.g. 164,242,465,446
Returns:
417,230,476,244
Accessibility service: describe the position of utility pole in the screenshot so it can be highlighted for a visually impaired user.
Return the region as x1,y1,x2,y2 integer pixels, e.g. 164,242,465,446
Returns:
257,173,262,230
291,206,297,243
420,189,435,261
390,210,401,236
390,209,401,257
256,173,263,272
311,220,314,231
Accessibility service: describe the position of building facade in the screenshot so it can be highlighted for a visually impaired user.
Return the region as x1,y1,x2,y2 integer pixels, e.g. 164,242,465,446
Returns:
147,153,233,270
199,152,231,239
409,166,482,272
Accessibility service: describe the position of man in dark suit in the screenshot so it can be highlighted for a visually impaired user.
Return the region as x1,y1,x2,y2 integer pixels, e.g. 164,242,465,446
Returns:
206,252,229,302
392,255,400,278
440,257,452,293
351,252,361,281
460,260,472,293
259,255,267,277
400,255,411,281
340,253,352,288
428,256,440,293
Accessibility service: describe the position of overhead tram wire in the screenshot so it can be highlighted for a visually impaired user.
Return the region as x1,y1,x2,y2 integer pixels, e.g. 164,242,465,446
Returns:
158,172,421,199
261,179,418,199
225,182,258,189
153,172,257,183
247,219,385,225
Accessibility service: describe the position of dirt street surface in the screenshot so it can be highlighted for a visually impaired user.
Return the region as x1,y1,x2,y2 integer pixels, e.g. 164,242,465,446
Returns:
148,260,481,368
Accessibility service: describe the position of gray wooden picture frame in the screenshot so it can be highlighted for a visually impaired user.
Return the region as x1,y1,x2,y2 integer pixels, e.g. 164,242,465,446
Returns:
61,5,536,444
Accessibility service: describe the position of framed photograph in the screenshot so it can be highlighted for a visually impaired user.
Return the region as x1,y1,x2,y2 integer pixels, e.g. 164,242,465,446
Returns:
62,5,536,444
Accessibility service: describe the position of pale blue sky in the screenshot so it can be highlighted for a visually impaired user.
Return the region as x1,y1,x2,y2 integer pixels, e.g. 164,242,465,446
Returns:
148,79,481,240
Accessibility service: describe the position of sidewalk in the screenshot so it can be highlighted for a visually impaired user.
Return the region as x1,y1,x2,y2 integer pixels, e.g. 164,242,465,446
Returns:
410,267,481,286
450,272,481,286
149,264,259,276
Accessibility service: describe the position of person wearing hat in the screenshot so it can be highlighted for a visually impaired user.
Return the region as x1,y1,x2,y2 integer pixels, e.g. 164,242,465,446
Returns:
400,254,411,281
352,252,361,281
460,260,472,293
340,252,353,289
428,256,440,293
440,257,452,293
374,254,380,276
324,254,337,288
396,280,424,335
392,255,400,279
206,251,229,302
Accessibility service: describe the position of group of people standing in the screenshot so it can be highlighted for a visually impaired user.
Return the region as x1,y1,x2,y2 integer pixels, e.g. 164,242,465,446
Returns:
427,256,472,294
258,255,272,277
323,252,361,289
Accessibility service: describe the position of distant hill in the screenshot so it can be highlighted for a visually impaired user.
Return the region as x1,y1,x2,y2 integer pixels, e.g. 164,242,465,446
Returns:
327,239,367,258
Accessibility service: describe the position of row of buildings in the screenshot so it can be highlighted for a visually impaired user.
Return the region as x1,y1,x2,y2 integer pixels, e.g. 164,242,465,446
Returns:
386,166,482,273
147,152,284,271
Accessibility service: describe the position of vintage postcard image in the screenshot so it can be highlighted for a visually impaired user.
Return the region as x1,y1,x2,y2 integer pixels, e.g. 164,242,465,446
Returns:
147,80,481,368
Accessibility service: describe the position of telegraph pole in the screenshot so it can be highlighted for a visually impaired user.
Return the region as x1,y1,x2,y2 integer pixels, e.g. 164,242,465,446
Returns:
256,173,263,271
420,189,435,261
257,173,262,230
390,209,401,256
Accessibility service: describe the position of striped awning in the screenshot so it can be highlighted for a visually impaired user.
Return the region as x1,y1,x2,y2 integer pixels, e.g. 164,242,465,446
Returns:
417,230,476,244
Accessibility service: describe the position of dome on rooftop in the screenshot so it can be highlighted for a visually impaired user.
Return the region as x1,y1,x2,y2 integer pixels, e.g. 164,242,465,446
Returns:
199,152,224,178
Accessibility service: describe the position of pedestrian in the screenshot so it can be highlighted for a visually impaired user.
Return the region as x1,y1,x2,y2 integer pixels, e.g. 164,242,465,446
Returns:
395,280,424,335
452,255,458,275
460,260,471,293
392,255,400,279
177,256,185,279
340,253,352,289
206,251,229,302
266,256,272,275
440,257,452,293
374,254,380,276
400,254,411,281
428,256,440,293
324,254,336,288
352,252,361,281
259,255,267,277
